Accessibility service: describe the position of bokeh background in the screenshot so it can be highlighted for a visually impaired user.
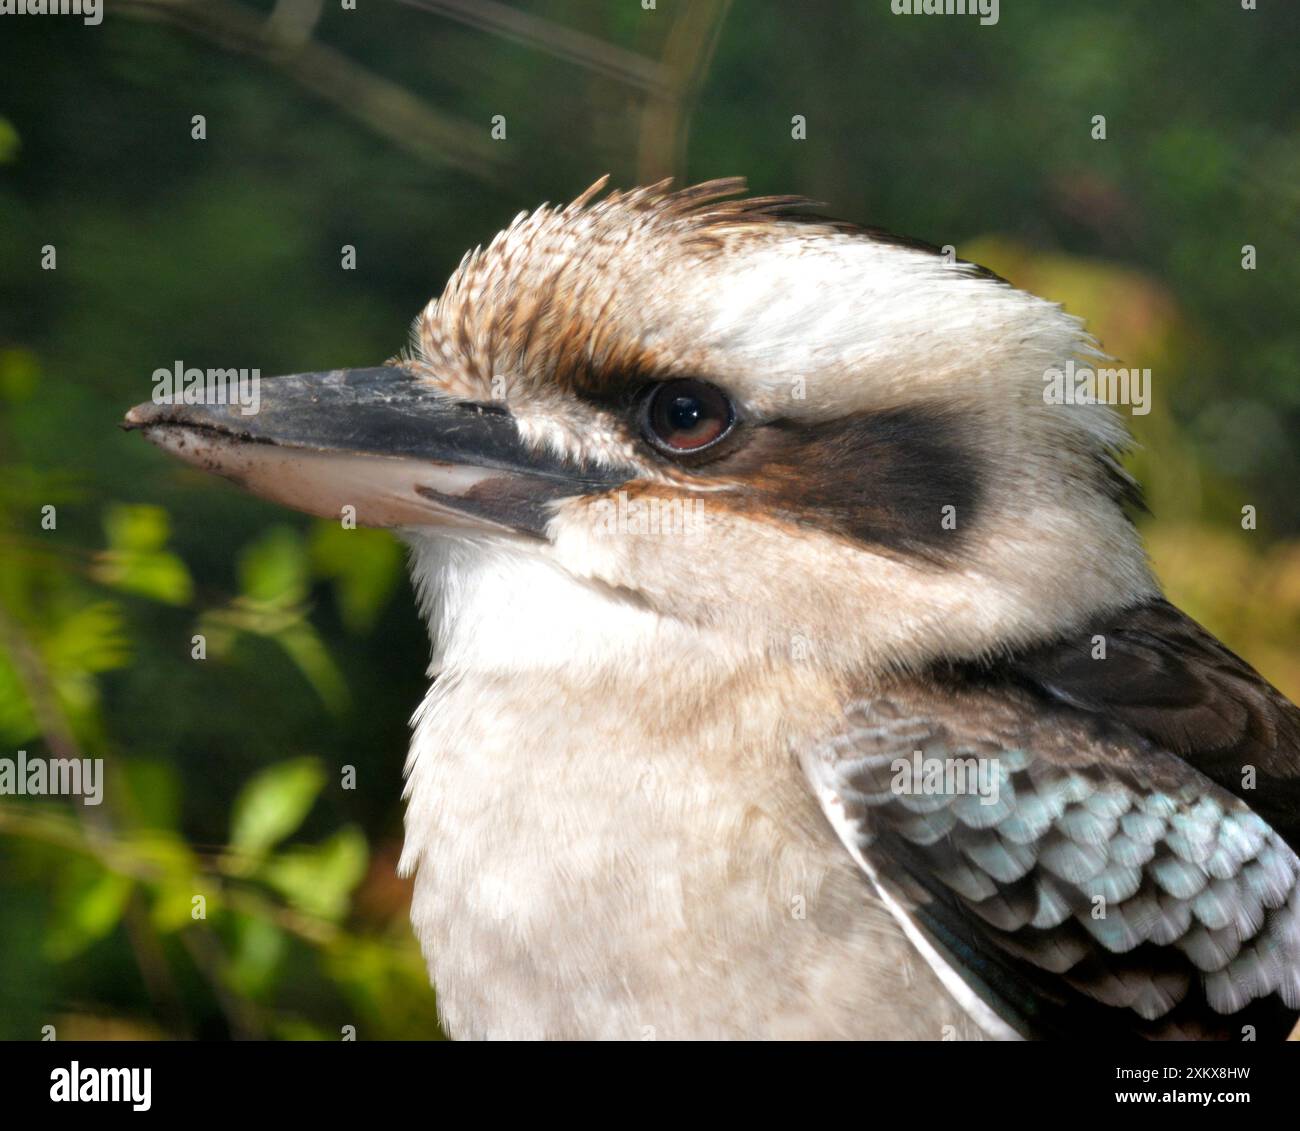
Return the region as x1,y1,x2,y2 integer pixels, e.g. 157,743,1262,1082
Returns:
1,0,1297,1040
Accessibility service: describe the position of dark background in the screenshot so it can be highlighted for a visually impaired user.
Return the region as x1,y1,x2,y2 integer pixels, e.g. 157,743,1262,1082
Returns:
0,0,1297,1039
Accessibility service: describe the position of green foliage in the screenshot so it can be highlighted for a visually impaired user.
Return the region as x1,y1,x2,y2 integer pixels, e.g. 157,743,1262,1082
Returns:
229,758,327,863
199,528,351,710
259,828,368,921
46,862,134,962
94,504,194,606
0,115,19,165
310,525,405,635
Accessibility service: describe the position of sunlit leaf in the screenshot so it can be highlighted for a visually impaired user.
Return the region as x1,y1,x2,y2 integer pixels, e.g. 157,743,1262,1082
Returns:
260,826,368,921
238,527,308,606
45,862,133,961
103,504,170,553
43,600,131,675
229,758,326,861
94,507,195,606
99,553,192,605
150,879,210,934
129,830,199,876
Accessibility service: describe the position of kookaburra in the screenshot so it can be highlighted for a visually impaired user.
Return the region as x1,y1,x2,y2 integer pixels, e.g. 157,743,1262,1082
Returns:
125,178,1300,1041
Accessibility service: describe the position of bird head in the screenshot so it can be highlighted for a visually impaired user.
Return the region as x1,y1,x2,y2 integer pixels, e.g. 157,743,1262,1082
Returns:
125,178,1154,679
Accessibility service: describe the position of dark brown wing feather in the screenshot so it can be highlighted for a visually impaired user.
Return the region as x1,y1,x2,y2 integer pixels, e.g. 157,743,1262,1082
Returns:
997,598,1300,851
804,599,1300,1040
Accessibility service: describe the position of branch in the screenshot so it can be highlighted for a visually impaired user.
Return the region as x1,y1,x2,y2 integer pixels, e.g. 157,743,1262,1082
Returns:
636,0,733,182
116,0,506,182
397,0,674,97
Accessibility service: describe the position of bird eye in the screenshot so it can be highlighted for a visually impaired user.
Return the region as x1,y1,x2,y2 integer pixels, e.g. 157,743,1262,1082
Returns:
642,380,736,455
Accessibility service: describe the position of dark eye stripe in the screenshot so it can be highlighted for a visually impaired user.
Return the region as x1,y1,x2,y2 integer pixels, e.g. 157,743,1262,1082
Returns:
706,404,983,560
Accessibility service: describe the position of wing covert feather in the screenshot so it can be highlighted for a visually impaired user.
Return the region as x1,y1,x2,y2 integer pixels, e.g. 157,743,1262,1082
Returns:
803,662,1300,1040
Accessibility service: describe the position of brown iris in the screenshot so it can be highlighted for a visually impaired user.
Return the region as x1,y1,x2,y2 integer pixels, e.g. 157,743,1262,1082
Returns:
642,379,735,455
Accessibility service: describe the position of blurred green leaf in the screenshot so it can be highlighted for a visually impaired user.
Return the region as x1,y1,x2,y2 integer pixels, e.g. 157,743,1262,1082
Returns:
151,880,207,934
271,1017,333,1041
45,862,134,961
0,115,19,164
309,523,403,633
226,913,287,997
104,503,170,553
131,830,204,936
271,620,349,712
194,611,237,659
199,524,350,708
229,758,326,862
323,934,444,1039
260,826,368,921
0,648,38,744
239,527,308,605
44,600,131,676
0,347,38,402
94,503,194,605
198,600,350,712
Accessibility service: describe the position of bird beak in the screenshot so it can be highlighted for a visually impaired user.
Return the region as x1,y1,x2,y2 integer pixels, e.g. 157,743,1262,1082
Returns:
122,365,630,537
